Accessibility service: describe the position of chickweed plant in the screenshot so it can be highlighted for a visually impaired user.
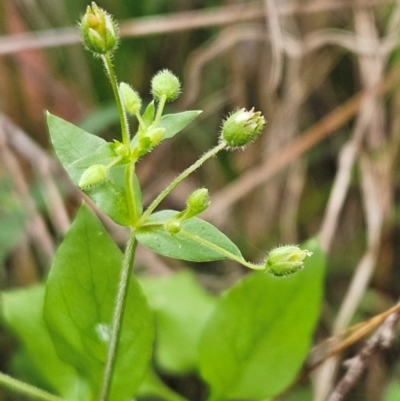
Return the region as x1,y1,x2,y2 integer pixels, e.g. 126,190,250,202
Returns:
0,3,325,401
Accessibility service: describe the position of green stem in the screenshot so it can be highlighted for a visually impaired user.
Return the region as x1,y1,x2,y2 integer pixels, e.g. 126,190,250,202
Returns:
180,229,264,270
139,141,227,224
153,94,167,126
125,161,139,224
99,229,137,401
102,54,130,146
0,371,65,401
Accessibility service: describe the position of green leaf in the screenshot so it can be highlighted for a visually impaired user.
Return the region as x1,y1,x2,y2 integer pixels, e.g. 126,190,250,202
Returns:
142,101,155,127
198,237,325,401
159,110,202,140
1,285,90,401
135,210,243,262
44,204,154,401
83,165,137,226
47,113,108,183
140,271,216,374
47,113,132,225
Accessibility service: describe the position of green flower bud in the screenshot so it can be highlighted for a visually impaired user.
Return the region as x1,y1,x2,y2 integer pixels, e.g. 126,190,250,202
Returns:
185,188,210,218
79,164,108,189
119,82,142,115
165,218,181,235
151,69,181,102
265,245,312,276
80,2,118,55
221,108,266,149
113,140,130,158
147,127,165,147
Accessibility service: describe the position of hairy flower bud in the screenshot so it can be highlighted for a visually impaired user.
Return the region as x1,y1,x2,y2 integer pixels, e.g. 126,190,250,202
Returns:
80,2,118,55
221,108,265,149
151,69,181,102
265,245,312,276
79,164,108,189
113,140,130,158
119,82,142,115
185,188,210,219
147,127,165,147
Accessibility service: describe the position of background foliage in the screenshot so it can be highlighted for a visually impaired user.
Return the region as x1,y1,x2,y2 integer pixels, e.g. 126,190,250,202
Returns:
0,1,400,400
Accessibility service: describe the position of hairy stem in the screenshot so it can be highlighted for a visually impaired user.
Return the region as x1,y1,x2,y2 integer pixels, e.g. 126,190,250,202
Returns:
153,94,167,126
102,54,130,146
99,229,137,401
140,141,227,223
125,161,140,224
0,371,65,401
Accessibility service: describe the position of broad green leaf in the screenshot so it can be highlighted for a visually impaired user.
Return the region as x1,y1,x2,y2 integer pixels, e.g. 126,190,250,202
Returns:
1,285,90,401
44,204,154,401
69,142,117,180
83,165,139,226
135,210,243,262
47,113,132,225
198,238,325,401
159,110,202,140
140,271,216,374
47,113,109,183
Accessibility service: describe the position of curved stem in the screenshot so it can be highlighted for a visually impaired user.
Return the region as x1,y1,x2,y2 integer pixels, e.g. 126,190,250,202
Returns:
99,229,137,401
139,141,227,224
102,54,130,146
0,371,65,401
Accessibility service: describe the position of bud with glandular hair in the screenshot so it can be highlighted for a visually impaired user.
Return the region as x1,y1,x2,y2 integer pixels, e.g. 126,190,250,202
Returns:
119,82,142,115
265,245,312,276
79,164,108,189
80,2,118,55
221,108,265,149
184,188,210,219
151,69,181,102
147,127,165,147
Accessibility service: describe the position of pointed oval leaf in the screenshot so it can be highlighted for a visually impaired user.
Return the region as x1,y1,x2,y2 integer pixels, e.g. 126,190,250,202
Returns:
44,204,154,401
135,210,242,262
47,113,134,225
47,113,109,184
159,110,202,140
198,238,325,401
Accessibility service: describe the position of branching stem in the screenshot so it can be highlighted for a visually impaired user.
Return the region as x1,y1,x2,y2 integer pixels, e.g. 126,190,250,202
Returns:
140,141,227,223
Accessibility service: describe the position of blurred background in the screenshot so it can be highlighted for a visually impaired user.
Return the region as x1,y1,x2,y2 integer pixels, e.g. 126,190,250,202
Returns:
0,0,400,400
